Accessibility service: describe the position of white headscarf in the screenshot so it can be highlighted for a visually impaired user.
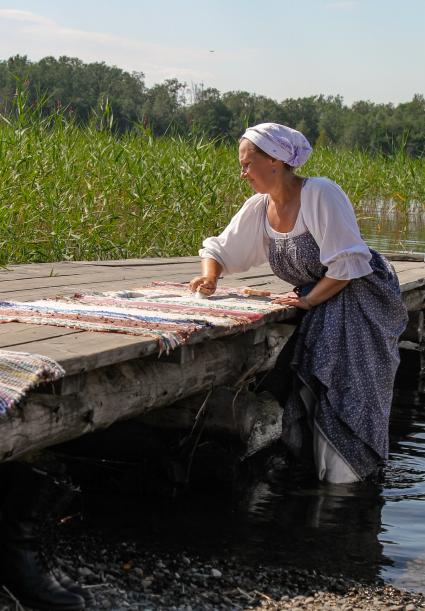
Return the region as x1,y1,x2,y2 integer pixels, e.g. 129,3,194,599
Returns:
241,123,312,168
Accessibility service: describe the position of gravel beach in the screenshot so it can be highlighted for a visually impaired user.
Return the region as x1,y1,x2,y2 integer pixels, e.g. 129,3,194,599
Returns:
1,530,424,611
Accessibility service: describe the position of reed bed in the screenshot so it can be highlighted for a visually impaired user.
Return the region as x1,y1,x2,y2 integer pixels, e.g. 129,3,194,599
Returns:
0,112,423,264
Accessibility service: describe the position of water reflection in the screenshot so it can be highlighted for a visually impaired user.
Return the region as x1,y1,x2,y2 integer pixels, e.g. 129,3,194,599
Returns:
357,200,425,253
234,375,425,592
236,475,387,582
59,358,425,593
380,391,425,591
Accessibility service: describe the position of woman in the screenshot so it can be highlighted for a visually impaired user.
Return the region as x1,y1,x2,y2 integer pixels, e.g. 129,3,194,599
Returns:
190,123,408,484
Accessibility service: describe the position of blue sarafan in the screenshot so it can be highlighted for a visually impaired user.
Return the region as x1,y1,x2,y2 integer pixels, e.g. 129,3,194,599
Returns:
270,229,407,482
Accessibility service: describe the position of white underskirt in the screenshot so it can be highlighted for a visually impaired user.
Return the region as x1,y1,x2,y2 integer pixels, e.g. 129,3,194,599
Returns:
314,425,360,484
298,382,360,484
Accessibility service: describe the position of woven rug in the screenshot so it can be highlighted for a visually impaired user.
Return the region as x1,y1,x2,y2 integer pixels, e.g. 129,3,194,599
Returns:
0,350,65,414
0,282,287,354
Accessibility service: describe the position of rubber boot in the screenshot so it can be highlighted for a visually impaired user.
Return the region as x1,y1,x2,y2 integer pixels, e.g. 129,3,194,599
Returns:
0,462,85,611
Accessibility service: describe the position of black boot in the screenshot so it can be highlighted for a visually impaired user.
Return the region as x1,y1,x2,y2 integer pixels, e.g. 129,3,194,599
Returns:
0,463,85,611
54,569,96,607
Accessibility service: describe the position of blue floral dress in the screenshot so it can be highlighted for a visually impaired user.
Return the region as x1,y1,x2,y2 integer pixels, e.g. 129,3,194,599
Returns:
269,231,408,479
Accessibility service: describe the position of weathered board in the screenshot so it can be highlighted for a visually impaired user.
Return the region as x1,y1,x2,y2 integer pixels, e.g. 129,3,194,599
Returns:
0,323,296,460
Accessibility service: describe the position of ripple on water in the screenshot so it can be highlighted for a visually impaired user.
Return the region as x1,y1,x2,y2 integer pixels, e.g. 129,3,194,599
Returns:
66,382,425,594
378,396,425,591
230,387,425,592
358,200,425,253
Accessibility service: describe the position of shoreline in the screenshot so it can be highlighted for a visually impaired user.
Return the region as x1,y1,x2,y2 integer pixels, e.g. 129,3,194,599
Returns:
2,532,424,610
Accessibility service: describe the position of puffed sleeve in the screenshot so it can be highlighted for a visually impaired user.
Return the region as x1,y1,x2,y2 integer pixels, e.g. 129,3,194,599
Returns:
199,194,269,275
303,178,373,280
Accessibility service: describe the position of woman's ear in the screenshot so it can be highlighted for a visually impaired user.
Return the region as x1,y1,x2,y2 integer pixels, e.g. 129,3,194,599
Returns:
270,157,279,172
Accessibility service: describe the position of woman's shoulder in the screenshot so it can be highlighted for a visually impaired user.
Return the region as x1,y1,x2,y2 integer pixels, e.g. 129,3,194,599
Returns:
302,177,351,213
304,176,346,196
237,192,267,217
243,192,267,208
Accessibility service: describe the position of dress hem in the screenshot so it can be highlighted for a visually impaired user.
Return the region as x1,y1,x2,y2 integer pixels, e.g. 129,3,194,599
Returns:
295,369,363,481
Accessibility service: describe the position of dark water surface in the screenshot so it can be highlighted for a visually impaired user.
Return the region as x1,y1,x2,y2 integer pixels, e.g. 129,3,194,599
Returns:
70,371,425,595
380,393,425,591
228,387,425,593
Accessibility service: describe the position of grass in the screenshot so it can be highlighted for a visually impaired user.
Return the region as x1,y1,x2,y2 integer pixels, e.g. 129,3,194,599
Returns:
0,103,424,264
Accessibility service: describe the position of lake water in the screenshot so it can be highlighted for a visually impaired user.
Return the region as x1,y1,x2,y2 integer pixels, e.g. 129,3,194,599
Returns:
358,201,425,253
228,382,425,593
68,365,425,594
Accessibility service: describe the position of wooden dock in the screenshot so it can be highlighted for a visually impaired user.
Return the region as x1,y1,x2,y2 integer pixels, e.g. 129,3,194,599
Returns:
0,254,424,462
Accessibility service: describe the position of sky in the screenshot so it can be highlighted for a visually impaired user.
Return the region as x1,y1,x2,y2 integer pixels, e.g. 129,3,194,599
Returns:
0,0,423,106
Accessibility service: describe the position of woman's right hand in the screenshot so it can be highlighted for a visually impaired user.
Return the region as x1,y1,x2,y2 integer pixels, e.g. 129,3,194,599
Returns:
189,276,218,296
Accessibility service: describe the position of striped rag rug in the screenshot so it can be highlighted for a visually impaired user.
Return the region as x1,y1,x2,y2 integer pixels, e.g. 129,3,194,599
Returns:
0,350,65,414
0,281,287,355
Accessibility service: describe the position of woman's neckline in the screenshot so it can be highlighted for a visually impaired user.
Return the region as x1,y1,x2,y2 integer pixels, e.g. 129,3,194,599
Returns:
265,177,308,236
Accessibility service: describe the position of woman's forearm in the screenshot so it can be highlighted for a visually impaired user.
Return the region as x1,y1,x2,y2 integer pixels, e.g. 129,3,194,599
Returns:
201,258,223,280
304,276,350,307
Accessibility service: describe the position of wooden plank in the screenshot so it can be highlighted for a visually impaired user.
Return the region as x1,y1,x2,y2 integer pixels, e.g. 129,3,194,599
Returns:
397,273,425,293
0,259,201,283
3,259,422,285
0,263,105,280
3,332,159,375
0,266,202,295
1,257,424,275
0,269,178,291
383,252,425,262
0,259,420,303
76,256,200,266
391,262,425,272
0,279,195,301
0,263,419,372
0,253,422,463
0,268,277,300
1,259,424,295
0,323,81,347
396,266,425,280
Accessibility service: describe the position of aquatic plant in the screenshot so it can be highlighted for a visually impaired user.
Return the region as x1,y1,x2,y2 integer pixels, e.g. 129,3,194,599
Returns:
0,96,423,264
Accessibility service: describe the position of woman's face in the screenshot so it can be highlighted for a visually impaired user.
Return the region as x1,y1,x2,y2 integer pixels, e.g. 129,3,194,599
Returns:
239,139,276,193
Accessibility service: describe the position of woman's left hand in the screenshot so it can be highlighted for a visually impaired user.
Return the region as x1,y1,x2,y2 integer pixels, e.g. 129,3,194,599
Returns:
271,291,312,310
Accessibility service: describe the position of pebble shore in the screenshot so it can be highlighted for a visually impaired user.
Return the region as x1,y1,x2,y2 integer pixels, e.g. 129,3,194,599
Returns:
2,534,423,611
53,539,425,610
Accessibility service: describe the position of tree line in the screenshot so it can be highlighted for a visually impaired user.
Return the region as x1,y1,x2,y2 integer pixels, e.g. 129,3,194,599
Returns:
0,55,424,155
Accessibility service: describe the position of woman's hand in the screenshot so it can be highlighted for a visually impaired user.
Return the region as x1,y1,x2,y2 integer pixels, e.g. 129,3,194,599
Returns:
272,277,350,310
271,291,312,310
189,276,218,296
190,258,222,296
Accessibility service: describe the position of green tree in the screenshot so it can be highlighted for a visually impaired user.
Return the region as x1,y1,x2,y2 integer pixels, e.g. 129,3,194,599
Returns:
187,87,232,139
316,95,346,145
0,55,147,131
141,78,187,135
280,96,321,143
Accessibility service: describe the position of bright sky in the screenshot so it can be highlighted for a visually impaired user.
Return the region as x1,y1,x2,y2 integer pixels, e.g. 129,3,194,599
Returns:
0,0,423,105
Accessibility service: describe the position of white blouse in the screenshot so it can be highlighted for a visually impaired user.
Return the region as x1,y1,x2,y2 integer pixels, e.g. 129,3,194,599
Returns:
199,177,373,281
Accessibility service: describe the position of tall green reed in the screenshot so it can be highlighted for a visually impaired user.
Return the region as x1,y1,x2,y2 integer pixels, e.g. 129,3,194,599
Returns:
0,93,423,264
